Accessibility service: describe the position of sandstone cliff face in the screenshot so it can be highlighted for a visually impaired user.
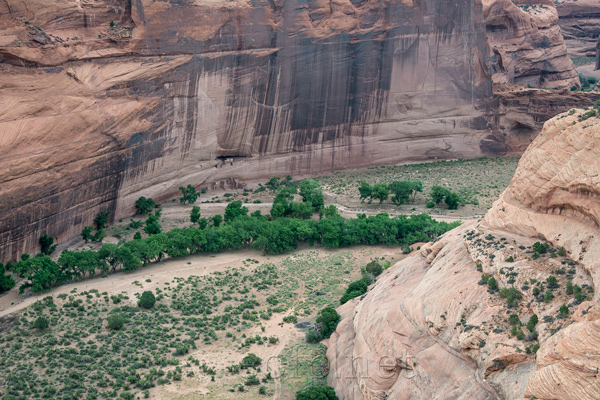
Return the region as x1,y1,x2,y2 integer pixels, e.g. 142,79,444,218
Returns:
484,0,579,89
327,111,600,399
556,0,600,59
0,0,588,260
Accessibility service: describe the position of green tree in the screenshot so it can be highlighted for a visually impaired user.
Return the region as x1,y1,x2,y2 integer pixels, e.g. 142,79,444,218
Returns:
388,181,413,205
94,211,110,230
190,206,201,224
431,186,451,204
371,183,389,204
98,243,119,273
179,184,199,204
33,316,49,330
135,197,156,215
39,234,57,255
289,202,314,219
0,262,15,293
266,177,281,191
107,313,125,330
299,179,324,210
358,182,372,203
224,201,249,222
527,314,538,332
211,215,223,227
13,255,62,293
144,214,162,235
444,192,460,210
316,307,340,338
295,386,338,400
81,226,94,243
138,291,156,309
93,229,106,243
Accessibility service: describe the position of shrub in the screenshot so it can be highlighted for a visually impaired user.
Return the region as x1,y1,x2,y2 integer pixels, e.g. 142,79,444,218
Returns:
33,316,49,330
532,242,549,254
283,315,298,324
543,291,554,303
364,260,383,277
138,291,156,309
515,329,525,340
508,314,520,325
426,201,435,208
546,276,558,288
245,374,260,386
295,386,338,400
559,304,569,318
305,329,323,343
259,386,267,395
499,287,521,307
340,277,369,304
107,313,125,330
566,281,574,295
487,277,498,291
241,353,262,369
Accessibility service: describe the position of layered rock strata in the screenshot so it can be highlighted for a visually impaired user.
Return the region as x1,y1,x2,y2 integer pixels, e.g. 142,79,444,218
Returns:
0,0,591,260
484,0,579,88
556,0,600,59
327,110,600,399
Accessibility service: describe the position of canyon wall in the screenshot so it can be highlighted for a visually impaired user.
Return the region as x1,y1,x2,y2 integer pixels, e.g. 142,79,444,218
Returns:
327,108,600,399
485,0,579,88
557,0,600,59
0,0,593,260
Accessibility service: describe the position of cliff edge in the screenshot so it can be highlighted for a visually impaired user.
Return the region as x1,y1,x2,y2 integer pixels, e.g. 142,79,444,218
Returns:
327,106,600,399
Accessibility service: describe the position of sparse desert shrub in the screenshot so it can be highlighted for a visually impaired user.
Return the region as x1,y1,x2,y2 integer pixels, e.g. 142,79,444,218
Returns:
107,313,125,330
138,291,156,309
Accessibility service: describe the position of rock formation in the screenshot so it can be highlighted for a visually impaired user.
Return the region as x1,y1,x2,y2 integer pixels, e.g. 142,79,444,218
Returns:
484,0,579,89
327,109,600,399
557,0,600,59
0,0,594,260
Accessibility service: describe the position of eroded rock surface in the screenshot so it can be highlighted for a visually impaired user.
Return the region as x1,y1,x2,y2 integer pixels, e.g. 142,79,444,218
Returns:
0,0,591,259
327,110,600,399
557,0,600,59
484,0,579,89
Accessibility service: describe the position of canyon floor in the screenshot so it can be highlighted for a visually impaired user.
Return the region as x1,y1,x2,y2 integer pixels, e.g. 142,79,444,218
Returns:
0,156,520,399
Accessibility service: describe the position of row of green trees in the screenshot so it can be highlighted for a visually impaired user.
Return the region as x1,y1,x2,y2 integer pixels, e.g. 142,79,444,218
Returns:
4,200,457,294
358,180,462,210
358,180,423,205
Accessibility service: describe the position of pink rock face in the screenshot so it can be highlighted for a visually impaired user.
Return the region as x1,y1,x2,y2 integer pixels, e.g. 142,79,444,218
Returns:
484,0,579,88
556,0,600,59
0,0,591,259
328,111,600,399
